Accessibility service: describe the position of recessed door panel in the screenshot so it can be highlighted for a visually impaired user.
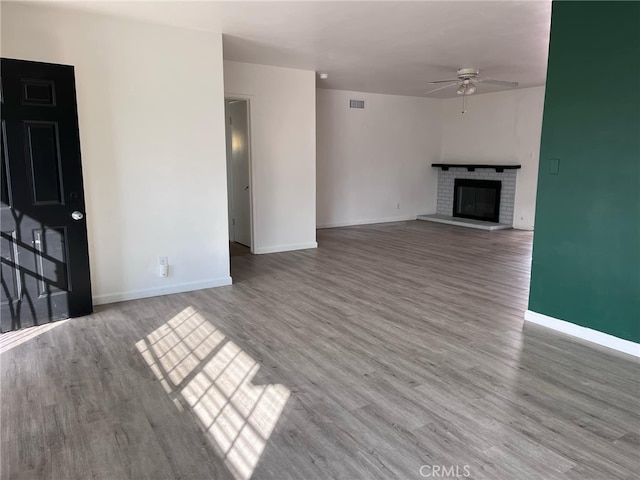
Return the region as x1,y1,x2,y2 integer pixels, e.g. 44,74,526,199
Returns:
1,121,10,208
0,231,20,305
21,79,56,106
25,121,64,205
33,227,69,296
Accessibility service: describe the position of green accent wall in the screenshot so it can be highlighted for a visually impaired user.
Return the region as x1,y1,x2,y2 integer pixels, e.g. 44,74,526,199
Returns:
529,1,640,343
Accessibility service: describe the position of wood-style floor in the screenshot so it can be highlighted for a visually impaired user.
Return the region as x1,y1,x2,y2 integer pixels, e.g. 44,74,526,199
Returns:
2,221,638,480
230,241,251,257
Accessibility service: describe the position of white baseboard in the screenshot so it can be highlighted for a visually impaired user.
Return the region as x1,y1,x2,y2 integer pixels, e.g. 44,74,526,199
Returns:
317,215,417,229
525,310,640,358
93,276,233,305
253,242,318,255
512,224,534,231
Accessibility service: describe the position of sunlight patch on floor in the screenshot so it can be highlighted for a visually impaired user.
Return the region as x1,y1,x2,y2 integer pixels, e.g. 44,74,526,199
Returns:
135,306,289,480
0,319,69,354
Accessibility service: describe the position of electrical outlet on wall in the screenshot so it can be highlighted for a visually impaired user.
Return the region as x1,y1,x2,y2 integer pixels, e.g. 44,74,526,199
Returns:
396,202,401,210
158,256,169,277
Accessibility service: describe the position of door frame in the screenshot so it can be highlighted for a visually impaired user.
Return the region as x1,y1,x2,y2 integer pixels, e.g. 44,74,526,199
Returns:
224,95,255,253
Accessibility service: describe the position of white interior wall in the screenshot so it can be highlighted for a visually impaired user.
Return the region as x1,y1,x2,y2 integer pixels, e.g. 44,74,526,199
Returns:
440,87,545,230
0,3,545,311
223,61,317,254
1,2,231,304
316,89,442,228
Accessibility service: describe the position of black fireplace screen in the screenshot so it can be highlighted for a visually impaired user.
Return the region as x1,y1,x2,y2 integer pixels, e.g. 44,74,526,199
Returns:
453,179,501,223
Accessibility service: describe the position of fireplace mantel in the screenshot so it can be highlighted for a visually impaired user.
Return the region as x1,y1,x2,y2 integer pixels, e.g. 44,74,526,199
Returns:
432,163,521,173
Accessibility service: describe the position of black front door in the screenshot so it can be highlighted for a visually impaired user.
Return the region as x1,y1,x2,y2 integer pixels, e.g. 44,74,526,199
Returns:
1,58,92,332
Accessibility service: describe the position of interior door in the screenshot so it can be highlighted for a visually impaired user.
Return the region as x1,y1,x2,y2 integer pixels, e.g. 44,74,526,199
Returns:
226,100,251,248
1,58,92,332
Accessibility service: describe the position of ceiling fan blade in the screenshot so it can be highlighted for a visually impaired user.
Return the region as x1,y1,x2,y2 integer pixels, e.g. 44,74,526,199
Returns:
478,79,519,87
428,79,458,84
425,82,458,95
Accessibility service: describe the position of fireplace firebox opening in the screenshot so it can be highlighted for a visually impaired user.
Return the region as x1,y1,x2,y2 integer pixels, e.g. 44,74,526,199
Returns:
453,179,501,223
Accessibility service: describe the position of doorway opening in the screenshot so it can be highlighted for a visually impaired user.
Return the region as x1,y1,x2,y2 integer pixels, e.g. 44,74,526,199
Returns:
225,98,253,257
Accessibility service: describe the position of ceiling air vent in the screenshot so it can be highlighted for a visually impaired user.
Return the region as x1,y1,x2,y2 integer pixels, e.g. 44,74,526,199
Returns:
349,99,365,109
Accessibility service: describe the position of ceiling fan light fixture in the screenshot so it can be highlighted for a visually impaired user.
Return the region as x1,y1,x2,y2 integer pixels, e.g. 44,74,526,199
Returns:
425,68,516,99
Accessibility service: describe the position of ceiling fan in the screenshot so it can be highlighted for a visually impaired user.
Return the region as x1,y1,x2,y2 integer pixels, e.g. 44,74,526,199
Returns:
426,67,518,96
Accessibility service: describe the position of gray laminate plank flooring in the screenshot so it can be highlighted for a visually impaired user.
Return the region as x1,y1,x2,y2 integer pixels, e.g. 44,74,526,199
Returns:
1,221,638,480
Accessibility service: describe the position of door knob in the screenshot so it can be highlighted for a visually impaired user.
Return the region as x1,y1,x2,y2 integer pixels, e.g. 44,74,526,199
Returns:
71,211,84,221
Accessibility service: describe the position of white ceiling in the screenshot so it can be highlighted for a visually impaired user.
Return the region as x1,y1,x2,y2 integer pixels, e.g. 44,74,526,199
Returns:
52,1,552,98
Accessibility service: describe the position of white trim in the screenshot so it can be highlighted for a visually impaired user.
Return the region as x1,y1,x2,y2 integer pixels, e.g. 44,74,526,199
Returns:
525,310,640,358
93,277,233,305
253,242,318,255
317,215,417,229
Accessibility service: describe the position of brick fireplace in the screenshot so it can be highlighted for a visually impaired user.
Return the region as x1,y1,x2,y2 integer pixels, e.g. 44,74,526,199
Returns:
433,164,520,226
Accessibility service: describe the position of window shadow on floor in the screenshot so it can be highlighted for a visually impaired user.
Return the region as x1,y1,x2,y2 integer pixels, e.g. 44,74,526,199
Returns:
136,306,290,480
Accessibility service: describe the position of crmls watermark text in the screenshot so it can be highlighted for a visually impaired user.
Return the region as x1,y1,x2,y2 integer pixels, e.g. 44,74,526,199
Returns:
419,465,471,478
